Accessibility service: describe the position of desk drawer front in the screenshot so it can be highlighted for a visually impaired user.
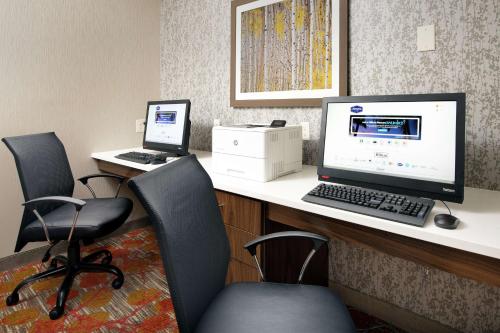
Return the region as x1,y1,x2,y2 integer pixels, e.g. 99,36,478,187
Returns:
225,225,259,266
216,190,262,235
216,190,262,284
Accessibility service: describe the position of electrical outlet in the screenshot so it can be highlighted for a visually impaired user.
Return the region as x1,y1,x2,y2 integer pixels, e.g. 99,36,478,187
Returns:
300,122,310,140
213,118,221,127
136,119,145,133
417,24,435,51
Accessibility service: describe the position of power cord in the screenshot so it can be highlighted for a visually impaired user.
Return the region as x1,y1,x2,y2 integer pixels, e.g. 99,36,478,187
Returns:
440,200,452,215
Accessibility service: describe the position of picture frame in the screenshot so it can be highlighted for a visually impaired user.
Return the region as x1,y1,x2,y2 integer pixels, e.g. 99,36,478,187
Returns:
230,0,348,108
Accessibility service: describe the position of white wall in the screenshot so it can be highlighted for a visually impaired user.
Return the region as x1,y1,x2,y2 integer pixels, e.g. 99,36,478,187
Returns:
0,0,160,258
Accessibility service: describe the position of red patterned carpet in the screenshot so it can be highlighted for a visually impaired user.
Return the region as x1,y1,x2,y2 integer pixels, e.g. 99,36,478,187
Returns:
0,226,177,332
0,225,404,332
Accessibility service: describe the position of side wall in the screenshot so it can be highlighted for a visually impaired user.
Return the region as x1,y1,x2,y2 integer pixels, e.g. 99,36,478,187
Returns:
0,0,161,258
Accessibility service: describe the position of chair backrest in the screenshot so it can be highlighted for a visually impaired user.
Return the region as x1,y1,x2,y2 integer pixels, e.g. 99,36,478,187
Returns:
2,132,75,251
128,155,230,333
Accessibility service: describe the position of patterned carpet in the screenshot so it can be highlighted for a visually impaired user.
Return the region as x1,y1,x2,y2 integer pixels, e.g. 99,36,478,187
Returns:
0,226,177,332
0,225,405,332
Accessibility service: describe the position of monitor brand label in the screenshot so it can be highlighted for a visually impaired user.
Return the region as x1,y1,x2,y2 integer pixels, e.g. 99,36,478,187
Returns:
442,188,455,193
351,105,363,113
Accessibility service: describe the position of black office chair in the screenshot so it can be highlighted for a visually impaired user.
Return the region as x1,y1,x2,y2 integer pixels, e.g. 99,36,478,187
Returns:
128,155,356,333
2,132,133,320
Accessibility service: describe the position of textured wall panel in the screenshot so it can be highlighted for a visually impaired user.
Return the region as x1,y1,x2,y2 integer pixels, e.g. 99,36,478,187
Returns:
160,0,499,190
329,239,500,332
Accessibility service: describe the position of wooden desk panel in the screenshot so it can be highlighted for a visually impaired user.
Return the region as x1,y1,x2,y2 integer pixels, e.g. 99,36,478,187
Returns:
216,190,262,235
97,160,144,178
216,190,262,283
267,203,500,288
224,225,259,267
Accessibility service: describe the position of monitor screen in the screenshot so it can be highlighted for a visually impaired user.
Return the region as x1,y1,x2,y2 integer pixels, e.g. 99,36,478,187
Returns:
318,94,465,203
143,100,190,154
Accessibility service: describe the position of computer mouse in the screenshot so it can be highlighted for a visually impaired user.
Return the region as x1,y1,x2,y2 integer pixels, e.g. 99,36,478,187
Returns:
434,214,459,229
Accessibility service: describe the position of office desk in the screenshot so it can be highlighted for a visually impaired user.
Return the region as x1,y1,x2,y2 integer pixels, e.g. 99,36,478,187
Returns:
92,147,500,288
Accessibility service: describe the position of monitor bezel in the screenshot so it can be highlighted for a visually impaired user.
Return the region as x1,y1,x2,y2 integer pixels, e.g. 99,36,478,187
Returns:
143,99,191,156
317,93,465,203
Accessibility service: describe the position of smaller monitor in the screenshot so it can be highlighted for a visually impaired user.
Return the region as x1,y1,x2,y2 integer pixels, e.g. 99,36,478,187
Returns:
143,100,191,156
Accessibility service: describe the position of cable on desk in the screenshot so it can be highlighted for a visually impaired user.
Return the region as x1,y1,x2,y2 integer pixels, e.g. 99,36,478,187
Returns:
440,200,452,215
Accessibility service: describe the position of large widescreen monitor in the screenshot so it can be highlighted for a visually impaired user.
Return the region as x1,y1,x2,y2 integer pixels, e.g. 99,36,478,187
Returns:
143,100,191,156
318,93,465,203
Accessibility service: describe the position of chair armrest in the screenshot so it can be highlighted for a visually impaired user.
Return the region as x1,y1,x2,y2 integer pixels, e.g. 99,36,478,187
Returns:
244,231,328,256
23,196,86,211
244,231,329,283
23,196,86,243
77,173,125,198
77,173,126,185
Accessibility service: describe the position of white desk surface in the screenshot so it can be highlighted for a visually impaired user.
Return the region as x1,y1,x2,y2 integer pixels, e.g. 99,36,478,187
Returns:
92,147,500,260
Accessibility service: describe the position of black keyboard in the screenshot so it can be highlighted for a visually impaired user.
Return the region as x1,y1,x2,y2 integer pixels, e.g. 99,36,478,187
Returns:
115,151,175,164
302,183,434,227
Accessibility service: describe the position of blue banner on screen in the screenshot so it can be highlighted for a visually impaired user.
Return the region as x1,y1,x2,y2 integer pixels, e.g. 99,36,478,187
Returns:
155,111,177,124
350,115,421,140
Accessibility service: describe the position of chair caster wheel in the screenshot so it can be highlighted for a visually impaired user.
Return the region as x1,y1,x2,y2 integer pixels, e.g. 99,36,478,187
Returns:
112,278,124,289
49,306,64,320
6,293,19,306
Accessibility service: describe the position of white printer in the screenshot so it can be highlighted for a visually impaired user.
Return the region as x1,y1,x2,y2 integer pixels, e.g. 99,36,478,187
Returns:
212,124,302,182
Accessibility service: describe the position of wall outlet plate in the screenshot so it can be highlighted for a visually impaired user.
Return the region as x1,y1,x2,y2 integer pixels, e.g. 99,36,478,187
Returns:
300,122,310,140
417,24,435,51
136,119,145,133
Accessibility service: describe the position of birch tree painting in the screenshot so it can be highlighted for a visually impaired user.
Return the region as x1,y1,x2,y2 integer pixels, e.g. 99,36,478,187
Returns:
240,0,333,93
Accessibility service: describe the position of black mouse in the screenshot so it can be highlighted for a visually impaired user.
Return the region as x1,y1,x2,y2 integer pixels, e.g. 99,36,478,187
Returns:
434,214,459,229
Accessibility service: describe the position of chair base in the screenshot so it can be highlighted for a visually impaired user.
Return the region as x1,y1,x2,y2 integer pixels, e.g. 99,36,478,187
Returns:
5,241,124,320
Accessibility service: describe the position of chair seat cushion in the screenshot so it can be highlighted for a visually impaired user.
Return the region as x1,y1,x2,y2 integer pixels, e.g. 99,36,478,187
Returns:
195,282,356,333
21,197,132,242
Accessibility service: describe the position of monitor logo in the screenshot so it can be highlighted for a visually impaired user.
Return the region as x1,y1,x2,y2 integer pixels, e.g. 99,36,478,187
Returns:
156,106,160,111
351,105,363,113
442,188,455,193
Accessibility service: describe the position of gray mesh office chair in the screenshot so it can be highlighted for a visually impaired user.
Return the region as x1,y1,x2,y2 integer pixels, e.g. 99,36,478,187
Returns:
128,154,355,333
2,132,133,319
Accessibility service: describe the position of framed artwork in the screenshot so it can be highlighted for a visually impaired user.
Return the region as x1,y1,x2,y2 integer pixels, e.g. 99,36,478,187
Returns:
230,0,347,108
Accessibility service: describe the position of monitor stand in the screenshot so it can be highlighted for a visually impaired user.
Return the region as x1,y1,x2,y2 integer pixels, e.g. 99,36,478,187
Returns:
155,152,180,158
149,151,181,165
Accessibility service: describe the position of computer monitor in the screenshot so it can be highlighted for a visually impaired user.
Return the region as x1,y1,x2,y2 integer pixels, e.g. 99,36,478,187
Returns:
143,100,191,156
318,93,465,203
